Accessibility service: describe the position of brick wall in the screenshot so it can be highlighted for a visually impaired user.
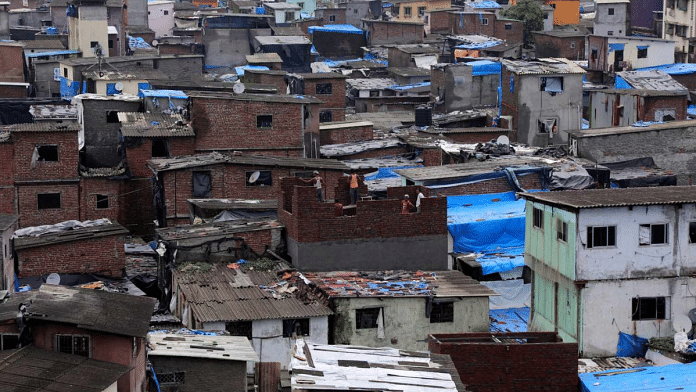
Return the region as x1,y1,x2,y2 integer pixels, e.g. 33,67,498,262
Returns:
16,233,126,277
279,180,445,243
315,8,346,24
13,131,79,181
328,145,410,161
0,85,28,98
642,95,687,122
17,183,80,227
0,188,14,215
363,20,424,45
0,142,13,215
429,10,451,34
79,177,121,222
429,332,578,392
450,13,495,36
419,147,443,166
126,137,196,178
494,19,524,45
149,356,247,392
319,123,373,145
304,77,347,122
294,18,323,35
0,45,25,83
428,173,543,196
672,73,696,91
241,70,287,94
535,34,586,60
191,96,309,153
119,177,155,235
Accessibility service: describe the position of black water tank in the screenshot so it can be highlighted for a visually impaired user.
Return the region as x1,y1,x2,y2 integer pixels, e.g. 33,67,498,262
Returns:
415,106,432,127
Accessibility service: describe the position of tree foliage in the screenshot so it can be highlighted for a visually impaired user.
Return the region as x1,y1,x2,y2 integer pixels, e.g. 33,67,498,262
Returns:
502,0,545,49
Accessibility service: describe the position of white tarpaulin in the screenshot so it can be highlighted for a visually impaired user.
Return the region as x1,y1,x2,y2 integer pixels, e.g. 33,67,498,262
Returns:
413,55,437,69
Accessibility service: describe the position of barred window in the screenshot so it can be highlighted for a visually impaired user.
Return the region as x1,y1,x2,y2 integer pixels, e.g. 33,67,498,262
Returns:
159,372,186,385
56,335,90,357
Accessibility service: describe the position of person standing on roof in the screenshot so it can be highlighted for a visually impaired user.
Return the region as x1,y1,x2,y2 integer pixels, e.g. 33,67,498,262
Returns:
401,194,414,214
349,169,362,205
302,171,324,202
416,189,424,213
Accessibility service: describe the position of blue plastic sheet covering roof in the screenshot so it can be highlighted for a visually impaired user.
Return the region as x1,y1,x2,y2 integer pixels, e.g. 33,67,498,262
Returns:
582,118,589,129
309,24,364,35
489,307,529,333
311,45,318,55
323,56,388,68
365,166,421,181
455,40,502,50
688,105,696,116
255,6,265,14
579,362,696,392
128,35,151,49
234,65,269,76
25,50,80,58
632,120,663,127
614,75,632,89
466,60,501,76
140,89,188,99
389,81,430,91
616,332,648,358
382,2,392,6
469,1,501,8
477,250,524,275
637,63,696,75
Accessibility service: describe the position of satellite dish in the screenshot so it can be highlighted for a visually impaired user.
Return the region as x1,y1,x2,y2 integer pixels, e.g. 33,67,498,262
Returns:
248,171,260,183
233,83,246,94
46,273,60,285
673,314,693,333
497,135,510,146
688,308,696,323
114,82,124,92
152,39,159,46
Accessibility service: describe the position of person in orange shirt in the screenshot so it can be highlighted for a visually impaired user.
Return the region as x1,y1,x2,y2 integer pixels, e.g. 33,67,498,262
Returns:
349,169,361,205
401,194,414,214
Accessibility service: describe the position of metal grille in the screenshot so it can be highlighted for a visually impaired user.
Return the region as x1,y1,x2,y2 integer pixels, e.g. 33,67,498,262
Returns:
56,335,90,357
159,372,186,385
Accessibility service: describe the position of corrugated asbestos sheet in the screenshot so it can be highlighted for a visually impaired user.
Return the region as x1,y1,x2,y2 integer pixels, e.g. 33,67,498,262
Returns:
521,185,696,209
118,112,195,138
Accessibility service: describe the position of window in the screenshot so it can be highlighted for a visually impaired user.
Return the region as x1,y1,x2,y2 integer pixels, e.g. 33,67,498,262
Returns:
163,9,169,14
106,110,119,123
108,40,114,49
543,13,548,19
246,170,272,186
505,23,512,30
638,48,648,58
226,321,252,339
607,30,613,36
316,83,332,95
639,224,668,245
608,7,614,15
430,302,453,323
151,138,169,158
298,2,304,9
632,297,668,320
369,90,379,97
591,49,598,61
356,307,382,329
538,118,557,134
36,145,58,162
90,41,99,48
557,219,568,242
96,194,109,209
392,5,399,15
354,8,358,13
689,222,696,243
37,193,61,210
403,6,411,16
192,171,211,197
655,109,676,122
56,335,90,357
587,226,616,248
329,14,336,21
540,76,563,92
282,318,310,337
319,110,333,122
159,372,185,385
678,0,688,11
257,114,272,128
533,207,543,229
417,6,426,16
0,334,18,350
570,42,576,49
481,18,488,25
667,0,675,8
63,68,68,78
285,11,296,21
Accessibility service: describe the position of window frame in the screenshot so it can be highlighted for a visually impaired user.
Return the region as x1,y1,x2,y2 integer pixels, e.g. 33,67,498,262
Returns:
245,170,272,187
55,334,90,357
607,7,614,15
481,17,488,25
36,144,59,162
637,48,648,58
315,83,333,95
403,6,412,16
429,301,454,323
226,321,253,339
532,207,543,229
159,372,186,385
282,318,310,337
540,76,564,93
256,114,273,129
689,222,696,244
319,110,333,123
0,333,19,350
192,171,212,197
556,219,568,243
586,226,617,249
329,14,336,21
632,297,669,321
417,6,426,16
356,307,382,329
95,194,109,209
639,223,668,246
37,193,61,210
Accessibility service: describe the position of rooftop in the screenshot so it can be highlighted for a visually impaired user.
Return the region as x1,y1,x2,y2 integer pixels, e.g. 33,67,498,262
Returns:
0,346,130,392
534,29,587,37
8,122,80,133
148,333,259,362
616,70,688,92
308,24,364,35
187,91,322,104
148,152,349,172
390,44,440,54
569,120,696,138
264,2,301,9
29,104,78,120
305,270,496,298
187,198,278,211
320,138,405,158
580,362,696,391
254,35,311,46
521,185,696,209
289,72,348,80
20,39,65,50
0,214,17,231
156,219,282,242
319,120,374,131
246,52,283,64
290,341,466,392
118,112,194,138
82,69,170,81
502,58,586,75
346,78,398,90
270,25,305,36
347,111,415,130
139,89,188,99
59,54,203,67
387,67,431,77
0,285,155,337
13,219,129,250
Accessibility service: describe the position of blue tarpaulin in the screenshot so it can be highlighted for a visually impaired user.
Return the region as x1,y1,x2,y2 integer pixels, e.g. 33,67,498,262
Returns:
25,50,80,58
477,251,525,275
60,76,81,100
128,35,151,49
309,24,364,35
637,63,696,75
255,6,265,14
636,45,649,50
469,0,501,8
688,105,696,116
467,60,501,76
234,65,269,76
106,83,119,95
614,75,632,89
580,362,696,392
140,89,188,99
608,43,625,53
616,332,649,358
365,166,421,181
455,40,502,50
490,307,529,333
390,82,430,91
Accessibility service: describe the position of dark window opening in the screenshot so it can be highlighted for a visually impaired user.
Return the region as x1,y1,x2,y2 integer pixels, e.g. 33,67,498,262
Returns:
36,145,58,162
246,170,272,186
96,194,109,209
316,83,332,95
538,118,557,133
63,68,68,78
417,6,425,16
319,110,333,122
356,307,382,329
403,6,411,16
430,302,454,323
108,40,114,49
689,222,696,243
505,23,512,30
159,372,185,385
369,90,379,97
632,297,667,320
226,321,252,339
591,49,598,61
192,171,211,197
481,17,488,25
587,226,616,248
540,76,563,92
282,318,310,337
637,48,648,58
56,335,90,357
106,110,119,123
608,7,614,15
151,138,169,158
37,193,61,210
639,224,668,245
329,15,336,21
0,334,19,350
257,114,272,128
557,219,568,242
90,41,99,48
533,207,543,229
163,9,169,14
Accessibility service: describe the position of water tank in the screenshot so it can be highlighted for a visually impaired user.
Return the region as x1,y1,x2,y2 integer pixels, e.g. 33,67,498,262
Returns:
415,106,432,127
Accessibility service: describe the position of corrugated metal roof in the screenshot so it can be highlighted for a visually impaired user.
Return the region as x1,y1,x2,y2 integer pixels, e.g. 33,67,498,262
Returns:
148,333,259,362
520,185,696,209
8,123,80,133
175,264,332,323
156,219,282,241
246,53,283,63
616,70,688,92
119,112,194,138
502,58,586,75
148,151,349,172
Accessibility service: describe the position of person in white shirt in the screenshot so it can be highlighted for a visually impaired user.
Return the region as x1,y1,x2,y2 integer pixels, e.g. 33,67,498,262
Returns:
416,189,424,213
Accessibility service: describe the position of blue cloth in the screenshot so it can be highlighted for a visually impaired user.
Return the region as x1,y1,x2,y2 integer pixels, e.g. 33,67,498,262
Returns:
25,50,80,58
389,82,430,91
128,35,151,49
365,166,421,181
637,63,696,75
140,89,187,99
616,332,649,358
106,83,119,95
614,75,632,89
580,362,696,392
509,74,514,92
234,65,269,76
490,307,529,333
309,24,363,35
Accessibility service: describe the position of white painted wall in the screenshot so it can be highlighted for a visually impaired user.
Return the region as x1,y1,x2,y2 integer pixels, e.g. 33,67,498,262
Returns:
148,1,175,38
604,37,675,69
662,0,692,57
581,276,696,357
576,204,696,281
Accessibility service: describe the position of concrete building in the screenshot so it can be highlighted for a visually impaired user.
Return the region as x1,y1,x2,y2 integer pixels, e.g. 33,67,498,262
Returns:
67,0,110,58
305,270,495,351
587,35,675,73
534,29,586,60
586,88,688,128
522,186,696,357
148,0,175,38
362,19,424,45
662,0,694,62
391,0,451,24
264,2,301,24
148,334,258,391
431,61,500,113
501,58,585,147
594,0,631,36
286,0,316,16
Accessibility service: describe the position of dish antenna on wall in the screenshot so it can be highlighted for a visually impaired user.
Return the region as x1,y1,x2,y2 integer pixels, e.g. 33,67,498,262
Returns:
115,82,124,92
496,135,510,146
674,314,693,334
248,170,260,183
46,273,60,285
233,83,246,94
